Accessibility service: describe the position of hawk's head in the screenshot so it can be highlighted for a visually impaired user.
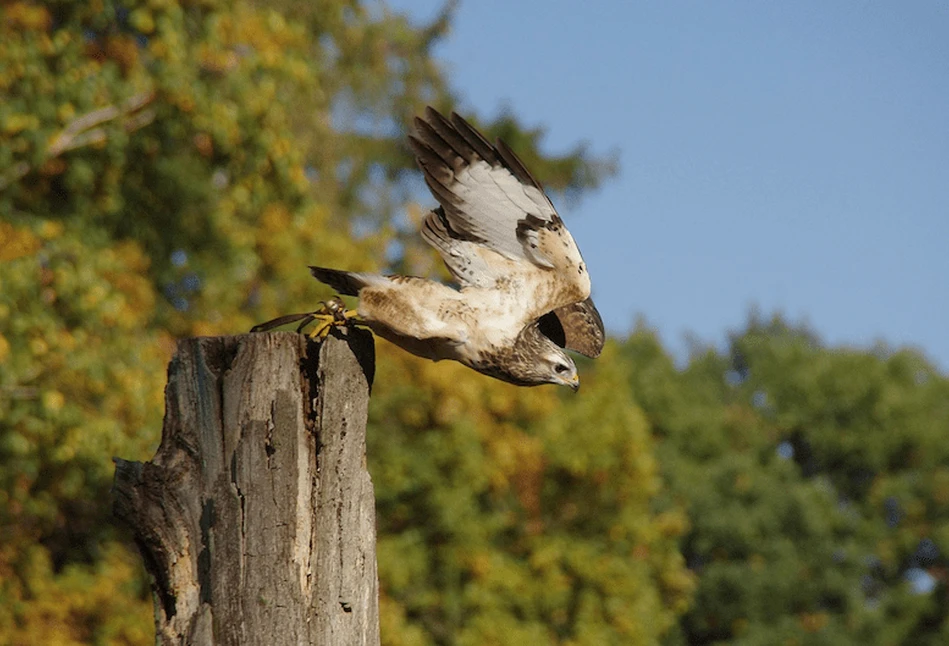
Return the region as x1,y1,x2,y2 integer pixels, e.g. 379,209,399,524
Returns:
539,346,580,391
506,324,580,391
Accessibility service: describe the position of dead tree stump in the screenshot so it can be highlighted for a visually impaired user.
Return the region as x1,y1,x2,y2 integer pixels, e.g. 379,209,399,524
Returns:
112,329,378,645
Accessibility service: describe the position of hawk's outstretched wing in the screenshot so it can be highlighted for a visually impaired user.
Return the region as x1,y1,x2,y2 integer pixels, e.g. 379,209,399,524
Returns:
410,107,604,358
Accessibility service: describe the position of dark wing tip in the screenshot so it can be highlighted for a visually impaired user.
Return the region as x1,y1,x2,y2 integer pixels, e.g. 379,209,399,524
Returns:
406,134,434,164
495,137,544,191
447,110,498,164
416,107,542,190
425,106,455,130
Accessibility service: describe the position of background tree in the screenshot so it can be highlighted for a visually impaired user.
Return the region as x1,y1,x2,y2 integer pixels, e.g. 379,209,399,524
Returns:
2,1,682,644
620,316,949,645
369,343,693,645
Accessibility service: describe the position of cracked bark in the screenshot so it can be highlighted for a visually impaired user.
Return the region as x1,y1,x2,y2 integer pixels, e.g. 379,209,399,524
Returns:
113,330,378,645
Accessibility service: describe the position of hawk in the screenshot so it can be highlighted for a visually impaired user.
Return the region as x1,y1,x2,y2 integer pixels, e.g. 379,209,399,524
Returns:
264,107,605,390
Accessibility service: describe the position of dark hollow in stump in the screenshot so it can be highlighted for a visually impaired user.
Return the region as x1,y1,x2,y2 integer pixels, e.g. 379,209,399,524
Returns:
113,329,378,645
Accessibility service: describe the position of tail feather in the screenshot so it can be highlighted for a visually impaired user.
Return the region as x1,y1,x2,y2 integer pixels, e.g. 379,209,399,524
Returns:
309,266,382,296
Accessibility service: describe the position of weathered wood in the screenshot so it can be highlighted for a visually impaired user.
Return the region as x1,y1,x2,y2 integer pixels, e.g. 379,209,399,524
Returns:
113,329,378,645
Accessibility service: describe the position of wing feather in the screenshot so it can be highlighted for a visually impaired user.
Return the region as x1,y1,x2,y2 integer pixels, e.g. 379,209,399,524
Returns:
409,108,580,269
423,109,486,165
494,137,543,191
413,106,599,346
421,172,463,212
444,110,499,164
413,107,567,265
420,209,494,287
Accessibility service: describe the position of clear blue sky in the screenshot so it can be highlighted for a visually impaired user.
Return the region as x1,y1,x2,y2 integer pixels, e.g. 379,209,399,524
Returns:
387,1,949,371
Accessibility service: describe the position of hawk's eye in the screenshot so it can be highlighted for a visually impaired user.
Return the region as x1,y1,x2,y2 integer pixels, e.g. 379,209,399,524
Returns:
554,363,570,374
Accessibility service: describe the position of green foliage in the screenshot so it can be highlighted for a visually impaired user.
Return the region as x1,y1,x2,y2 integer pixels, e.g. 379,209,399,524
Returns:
622,316,949,645
0,220,161,643
0,542,152,645
370,345,693,645
1,0,386,338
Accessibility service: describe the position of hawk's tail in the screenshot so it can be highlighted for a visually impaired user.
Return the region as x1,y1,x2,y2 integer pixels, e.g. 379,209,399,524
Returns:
309,266,381,296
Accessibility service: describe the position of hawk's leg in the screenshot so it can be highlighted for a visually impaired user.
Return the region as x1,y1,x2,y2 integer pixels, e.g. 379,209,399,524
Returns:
307,297,360,339
250,296,361,337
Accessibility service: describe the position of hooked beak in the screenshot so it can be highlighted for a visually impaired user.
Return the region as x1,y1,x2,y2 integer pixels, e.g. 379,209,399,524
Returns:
568,374,580,392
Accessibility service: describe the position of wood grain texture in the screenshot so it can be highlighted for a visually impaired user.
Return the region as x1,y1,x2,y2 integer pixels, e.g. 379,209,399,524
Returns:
113,329,378,645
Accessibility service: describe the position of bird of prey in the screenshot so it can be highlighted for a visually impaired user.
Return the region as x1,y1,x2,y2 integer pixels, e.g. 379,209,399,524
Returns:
257,107,604,390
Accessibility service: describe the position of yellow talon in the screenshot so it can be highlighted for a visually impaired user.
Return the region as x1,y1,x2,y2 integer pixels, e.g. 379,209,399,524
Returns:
305,314,334,339
305,298,360,339
251,296,361,338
